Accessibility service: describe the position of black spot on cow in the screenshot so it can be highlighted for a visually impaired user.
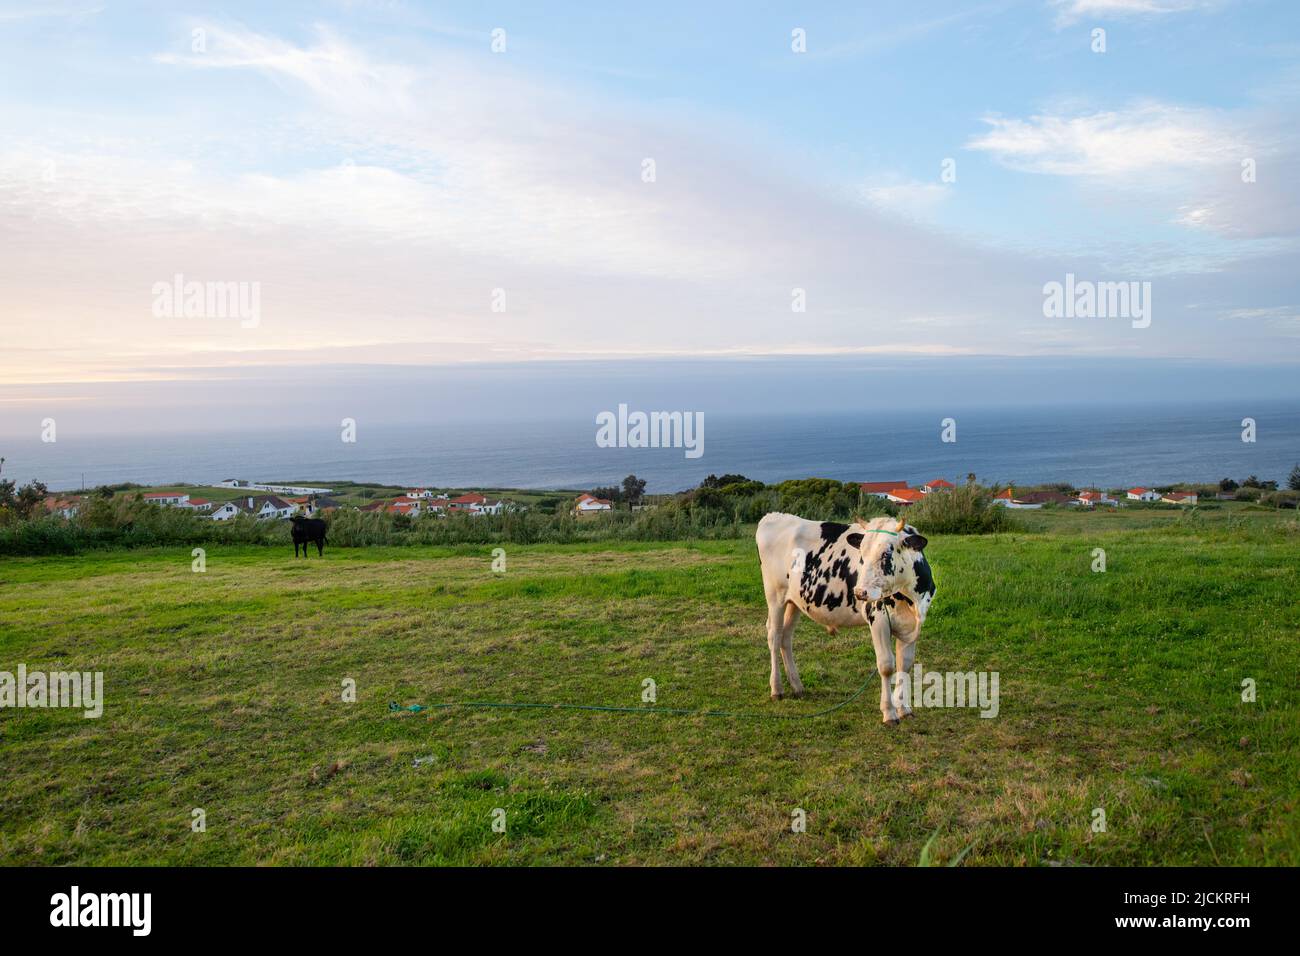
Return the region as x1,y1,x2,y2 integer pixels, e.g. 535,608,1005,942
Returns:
820,521,849,543
913,554,936,596
845,532,864,549
879,547,895,577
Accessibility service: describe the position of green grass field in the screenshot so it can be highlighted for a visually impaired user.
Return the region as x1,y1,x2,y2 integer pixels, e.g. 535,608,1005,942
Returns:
1,508,1297,866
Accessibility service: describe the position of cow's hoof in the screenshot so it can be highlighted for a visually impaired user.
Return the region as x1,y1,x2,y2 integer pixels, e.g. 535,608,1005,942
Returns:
791,689,805,699
900,710,914,720
771,692,783,701
884,717,900,727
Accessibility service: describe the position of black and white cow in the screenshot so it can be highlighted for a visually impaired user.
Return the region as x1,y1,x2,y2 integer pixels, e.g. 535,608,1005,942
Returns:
755,513,936,724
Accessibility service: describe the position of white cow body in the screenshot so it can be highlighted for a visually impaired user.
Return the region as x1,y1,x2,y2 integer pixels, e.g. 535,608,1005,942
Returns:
755,513,936,724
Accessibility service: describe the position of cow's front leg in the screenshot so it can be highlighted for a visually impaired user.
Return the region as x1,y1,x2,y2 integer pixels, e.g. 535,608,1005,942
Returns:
892,638,917,718
869,607,898,725
767,612,784,700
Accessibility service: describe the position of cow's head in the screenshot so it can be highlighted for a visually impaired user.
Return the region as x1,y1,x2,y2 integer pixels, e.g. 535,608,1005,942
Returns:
846,519,928,603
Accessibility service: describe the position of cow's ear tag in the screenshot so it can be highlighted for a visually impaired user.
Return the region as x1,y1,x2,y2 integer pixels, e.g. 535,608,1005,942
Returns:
845,532,864,549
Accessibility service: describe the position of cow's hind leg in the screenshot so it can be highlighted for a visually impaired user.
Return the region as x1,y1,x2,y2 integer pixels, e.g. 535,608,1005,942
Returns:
779,602,804,698
316,538,324,557
766,607,784,700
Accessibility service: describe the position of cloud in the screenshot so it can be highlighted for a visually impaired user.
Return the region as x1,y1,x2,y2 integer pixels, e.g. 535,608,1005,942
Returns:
1,20,1297,387
1050,0,1216,27
967,103,1245,176
966,102,1299,240
859,180,952,217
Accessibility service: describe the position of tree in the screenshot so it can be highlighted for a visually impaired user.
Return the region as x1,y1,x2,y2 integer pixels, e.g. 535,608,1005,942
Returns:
1219,478,1239,492
699,474,751,490
590,486,621,503
621,474,647,505
0,478,48,520
1289,464,1300,491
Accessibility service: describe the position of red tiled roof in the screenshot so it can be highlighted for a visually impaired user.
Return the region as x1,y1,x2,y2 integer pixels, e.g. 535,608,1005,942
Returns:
859,481,908,494
994,488,1015,499
1129,487,1148,495
143,492,181,499
451,493,487,505
888,489,925,503
924,479,954,489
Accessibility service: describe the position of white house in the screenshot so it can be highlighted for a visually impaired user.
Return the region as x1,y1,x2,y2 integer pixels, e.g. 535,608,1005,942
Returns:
991,488,1042,509
217,479,332,495
209,500,249,521
143,492,189,507
575,493,613,513
921,479,954,494
212,495,295,520
43,496,83,518
1075,490,1118,507
178,497,213,512
406,489,434,499
449,492,506,516
1162,491,1199,505
1127,487,1162,502
248,495,296,519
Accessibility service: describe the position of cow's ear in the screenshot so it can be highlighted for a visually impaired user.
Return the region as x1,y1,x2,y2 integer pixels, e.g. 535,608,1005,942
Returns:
845,532,864,549
902,533,928,551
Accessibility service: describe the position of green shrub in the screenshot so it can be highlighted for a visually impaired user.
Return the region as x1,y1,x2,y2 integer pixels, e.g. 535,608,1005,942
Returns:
905,485,1016,535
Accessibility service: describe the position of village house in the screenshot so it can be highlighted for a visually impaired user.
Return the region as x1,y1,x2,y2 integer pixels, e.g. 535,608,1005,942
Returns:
921,479,954,494
287,495,340,516
1162,491,1199,505
209,495,295,520
574,493,613,514
143,492,190,507
1018,491,1076,507
178,497,213,512
991,488,1039,509
1074,490,1118,507
406,489,434,499
1127,487,1162,502
43,496,84,518
217,479,332,495
209,500,249,521
884,488,925,505
859,481,909,498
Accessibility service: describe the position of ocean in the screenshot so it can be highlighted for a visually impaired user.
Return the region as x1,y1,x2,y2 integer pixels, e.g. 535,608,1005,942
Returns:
6,400,1297,494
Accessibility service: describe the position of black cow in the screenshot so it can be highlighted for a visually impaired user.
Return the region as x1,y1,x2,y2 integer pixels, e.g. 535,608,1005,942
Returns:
290,515,328,557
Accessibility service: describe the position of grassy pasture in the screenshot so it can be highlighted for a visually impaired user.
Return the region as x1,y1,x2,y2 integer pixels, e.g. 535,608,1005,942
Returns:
1,509,1297,865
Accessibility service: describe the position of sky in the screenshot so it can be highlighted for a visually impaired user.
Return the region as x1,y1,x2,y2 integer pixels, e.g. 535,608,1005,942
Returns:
0,0,1298,431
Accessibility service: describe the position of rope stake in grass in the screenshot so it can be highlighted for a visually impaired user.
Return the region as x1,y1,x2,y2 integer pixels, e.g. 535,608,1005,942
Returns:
387,671,878,722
